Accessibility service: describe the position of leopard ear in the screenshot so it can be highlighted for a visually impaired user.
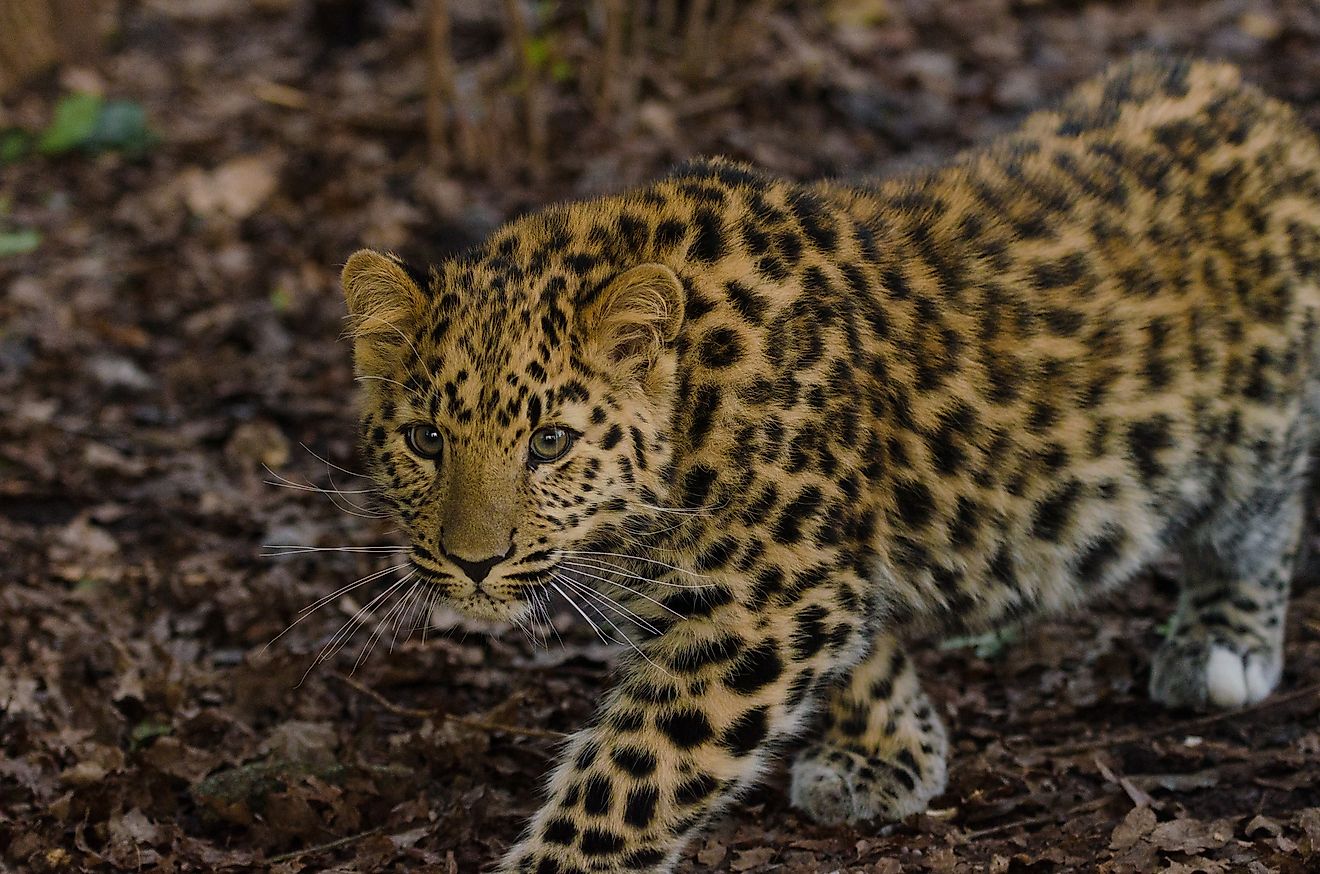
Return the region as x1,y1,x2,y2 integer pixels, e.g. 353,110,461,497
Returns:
341,249,427,373
579,263,685,382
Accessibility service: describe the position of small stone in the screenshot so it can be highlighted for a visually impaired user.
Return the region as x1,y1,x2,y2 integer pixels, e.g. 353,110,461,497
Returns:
88,354,153,391
994,69,1042,108
902,50,959,99
1238,12,1281,42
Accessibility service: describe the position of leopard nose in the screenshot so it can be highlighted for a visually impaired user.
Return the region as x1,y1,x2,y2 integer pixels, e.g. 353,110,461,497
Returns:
443,548,509,584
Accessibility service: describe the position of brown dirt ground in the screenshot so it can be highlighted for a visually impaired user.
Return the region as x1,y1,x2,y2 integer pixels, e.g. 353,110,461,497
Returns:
2,1,1319,872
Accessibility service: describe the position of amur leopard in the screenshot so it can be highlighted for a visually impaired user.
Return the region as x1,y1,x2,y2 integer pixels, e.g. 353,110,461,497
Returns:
338,57,1320,872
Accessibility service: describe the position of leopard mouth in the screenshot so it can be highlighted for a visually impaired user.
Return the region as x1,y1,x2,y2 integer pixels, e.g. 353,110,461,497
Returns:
408,555,552,623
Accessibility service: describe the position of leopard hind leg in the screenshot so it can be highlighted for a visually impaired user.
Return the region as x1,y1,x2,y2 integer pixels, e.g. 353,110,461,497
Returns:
1150,470,1303,711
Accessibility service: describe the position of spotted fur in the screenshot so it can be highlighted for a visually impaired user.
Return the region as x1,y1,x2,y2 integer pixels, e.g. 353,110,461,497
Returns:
339,57,1320,872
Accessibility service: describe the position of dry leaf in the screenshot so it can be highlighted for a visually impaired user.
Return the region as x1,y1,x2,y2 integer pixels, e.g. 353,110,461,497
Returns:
1149,818,1231,854
1298,808,1320,852
1110,805,1157,851
182,154,281,220
730,846,776,871
696,840,728,867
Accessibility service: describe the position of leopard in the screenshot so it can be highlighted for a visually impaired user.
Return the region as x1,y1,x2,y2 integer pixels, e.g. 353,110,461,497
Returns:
337,56,1320,873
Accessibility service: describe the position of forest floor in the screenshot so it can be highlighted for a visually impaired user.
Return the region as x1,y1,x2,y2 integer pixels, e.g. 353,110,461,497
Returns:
3,1,1320,872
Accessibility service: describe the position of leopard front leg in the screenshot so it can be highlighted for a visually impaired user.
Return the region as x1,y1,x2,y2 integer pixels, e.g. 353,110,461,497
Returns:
498,581,870,873
790,633,947,824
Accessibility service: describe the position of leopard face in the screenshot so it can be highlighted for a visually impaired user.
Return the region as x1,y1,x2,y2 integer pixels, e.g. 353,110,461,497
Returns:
342,225,685,622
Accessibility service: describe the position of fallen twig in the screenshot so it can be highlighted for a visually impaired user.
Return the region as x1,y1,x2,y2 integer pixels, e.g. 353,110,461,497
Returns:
251,78,310,110
335,673,568,741
681,0,712,79
1025,680,1320,758
424,0,455,166
268,827,385,864
598,0,625,120
961,793,1114,841
502,0,545,180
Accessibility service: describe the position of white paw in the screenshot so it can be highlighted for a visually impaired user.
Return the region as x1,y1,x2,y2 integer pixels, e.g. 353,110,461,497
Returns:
1152,637,1282,711
1243,653,1276,702
790,751,861,824
789,745,943,826
1205,645,1280,708
1204,646,1248,708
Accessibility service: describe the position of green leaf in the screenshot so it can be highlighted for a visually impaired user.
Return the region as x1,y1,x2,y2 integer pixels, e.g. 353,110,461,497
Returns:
131,720,174,748
269,286,291,313
525,36,551,70
938,625,1021,660
34,94,155,157
0,129,28,165
550,58,574,83
0,229,41,258
88,99,155,155
38,92,104,155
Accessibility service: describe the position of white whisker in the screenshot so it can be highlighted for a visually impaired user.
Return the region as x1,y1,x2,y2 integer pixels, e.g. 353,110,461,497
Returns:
261,479,382,496
553,573,673,678
533,590,564,650
300,562,411,616
354,375,410,392
301,575,409,684
419,585,443,643
549,580,617,647
351,314,425,368
532,591,555,649
322,461,383,519
389,580,428,653
621,516,689,539
558,553,712,588
558,563,685,619
300,442,371,479
555,574,638,642
297,562,409,623
318,575,409,661
516,587,549,650
559,557,712,592
559,549,710,579
262,466,382,496
263,465,388,518
627,497,729,515
264,562,410,653
354,374,429,406
262,545,407,556
353,575,420,671
326,496,387,519
557,576,663,635
510,612,536,648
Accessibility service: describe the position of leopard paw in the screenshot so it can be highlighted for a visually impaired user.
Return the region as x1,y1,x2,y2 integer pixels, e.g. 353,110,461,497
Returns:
1150,633,1281,711
788,742,946,825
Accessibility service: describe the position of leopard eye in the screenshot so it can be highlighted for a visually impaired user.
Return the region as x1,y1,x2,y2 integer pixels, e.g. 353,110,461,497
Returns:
404,423,444,460
529,425,574,465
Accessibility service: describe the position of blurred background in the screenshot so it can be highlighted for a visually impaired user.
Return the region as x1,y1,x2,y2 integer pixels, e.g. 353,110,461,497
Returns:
2,1,1319,871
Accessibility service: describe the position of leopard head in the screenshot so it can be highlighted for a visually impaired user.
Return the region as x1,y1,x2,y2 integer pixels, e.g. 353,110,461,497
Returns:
341,217,685,622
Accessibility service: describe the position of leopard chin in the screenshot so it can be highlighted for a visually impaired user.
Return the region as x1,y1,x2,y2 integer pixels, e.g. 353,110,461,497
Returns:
445,590,534,623
426,569,552,624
